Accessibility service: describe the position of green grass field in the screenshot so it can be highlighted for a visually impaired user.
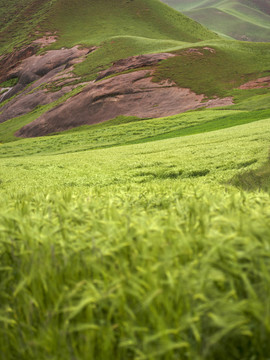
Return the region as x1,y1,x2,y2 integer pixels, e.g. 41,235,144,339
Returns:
0,108,270,359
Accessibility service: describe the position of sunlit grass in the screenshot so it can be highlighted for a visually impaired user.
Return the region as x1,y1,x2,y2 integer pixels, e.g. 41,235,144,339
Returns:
0,119,270,359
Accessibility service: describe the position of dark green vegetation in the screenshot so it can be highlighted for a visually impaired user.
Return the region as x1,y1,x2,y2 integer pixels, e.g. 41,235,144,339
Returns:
162,0,270,42
230,156,270,192
0,78,18,88
0,0,270,359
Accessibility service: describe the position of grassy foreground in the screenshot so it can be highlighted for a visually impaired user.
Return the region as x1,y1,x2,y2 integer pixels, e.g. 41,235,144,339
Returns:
0,118,270,359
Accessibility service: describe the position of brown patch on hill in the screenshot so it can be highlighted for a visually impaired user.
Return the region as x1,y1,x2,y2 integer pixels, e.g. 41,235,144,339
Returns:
1,45,93,102
0,46,95,123
181,47,216,57
0,87,76,123
32,35,58,48
252,0,270,15
15,70,233,138
0,44,39,84
203,47,216,53
239,76,270,89
184,48,204,56
96,53,175,80
0,35,58,85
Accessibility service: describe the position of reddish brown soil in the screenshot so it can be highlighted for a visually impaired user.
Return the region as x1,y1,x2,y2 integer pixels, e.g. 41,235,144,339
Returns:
96,53,175,80
0,44,39,84
252,0,270,15
0,35,58,85
15,70,233,138
3,46,91,100
32,35,58,48
239,76,270,89
0,88,75,122
1,47,233,138
181,47,215,57
0,46,94,122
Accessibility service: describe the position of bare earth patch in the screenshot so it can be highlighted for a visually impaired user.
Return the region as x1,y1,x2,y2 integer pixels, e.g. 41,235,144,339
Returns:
181,47,215,56
96,53,175,80
0,48,233,137
15,70,233,138
0,46,95,123
239,76,270,89
32,36,58,48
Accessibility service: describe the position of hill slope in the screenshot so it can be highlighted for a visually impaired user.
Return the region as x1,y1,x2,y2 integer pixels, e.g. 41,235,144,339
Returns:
0,0,269,138
162,0,270,41
0,0,217,54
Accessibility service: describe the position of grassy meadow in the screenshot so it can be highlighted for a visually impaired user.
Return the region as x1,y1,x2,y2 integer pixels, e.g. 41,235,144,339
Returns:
1,112,270,359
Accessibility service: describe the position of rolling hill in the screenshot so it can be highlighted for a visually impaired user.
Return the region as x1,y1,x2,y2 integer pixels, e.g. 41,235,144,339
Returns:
0,0,217,54
162,0,270,41
0,0,269,137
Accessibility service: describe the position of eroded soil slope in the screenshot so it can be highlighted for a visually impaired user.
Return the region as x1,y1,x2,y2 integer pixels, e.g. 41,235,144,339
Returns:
1,44,234,137
0,44,92,114
16,69,233,137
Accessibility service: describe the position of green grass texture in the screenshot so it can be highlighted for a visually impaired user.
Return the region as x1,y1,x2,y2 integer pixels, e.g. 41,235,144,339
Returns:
0,106,269,156
0,0,218,54
1,118,270,359
152,40,270,97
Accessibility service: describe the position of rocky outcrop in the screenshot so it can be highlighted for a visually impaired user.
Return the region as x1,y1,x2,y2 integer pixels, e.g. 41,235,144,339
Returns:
0,44,38,84
0,46,93,102
96,53,175,80
0,45,96,123
16,70,233,138
1,47,233,137
239,76,270,89
0,85,76,124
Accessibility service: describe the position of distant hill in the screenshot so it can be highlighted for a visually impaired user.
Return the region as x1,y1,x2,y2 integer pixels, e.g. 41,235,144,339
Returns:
162,0,270,41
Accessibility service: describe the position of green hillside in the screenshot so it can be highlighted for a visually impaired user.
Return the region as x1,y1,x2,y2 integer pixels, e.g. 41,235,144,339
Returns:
0,0,218,54
162,0,270,41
